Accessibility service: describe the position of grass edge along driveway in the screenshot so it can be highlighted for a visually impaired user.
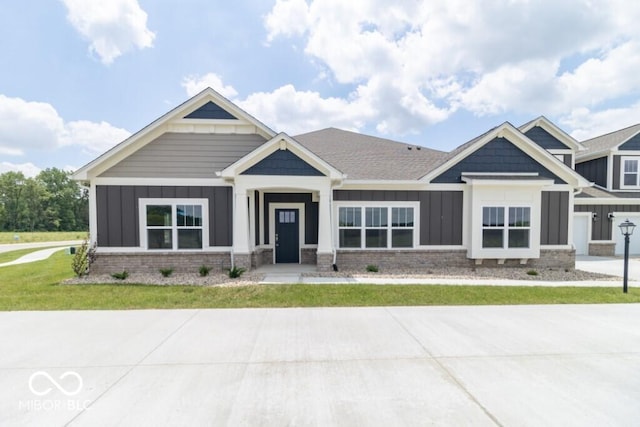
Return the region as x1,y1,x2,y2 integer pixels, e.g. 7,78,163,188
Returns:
1,251,639,311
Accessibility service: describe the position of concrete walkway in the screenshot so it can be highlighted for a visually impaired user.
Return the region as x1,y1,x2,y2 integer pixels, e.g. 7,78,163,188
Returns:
576,255,640,281
0,241,82,268
1,305,639,426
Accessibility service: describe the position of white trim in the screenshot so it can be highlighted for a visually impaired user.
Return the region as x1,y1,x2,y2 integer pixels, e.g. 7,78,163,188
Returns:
422,122,591,188
73,87,276,180
269,202,306,264
220,133,344,181
93,177,230,186
96,247,231,254
333,201,421,250
89,183,97,247
540,245,574,250
572,211,592,254
619,156,640,190
138,198,210,251
607,153,614,190
518,116,586,152
575,198,640,205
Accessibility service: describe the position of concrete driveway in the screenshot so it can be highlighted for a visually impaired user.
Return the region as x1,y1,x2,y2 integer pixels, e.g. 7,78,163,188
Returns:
576,255,640,281
1,305,640,426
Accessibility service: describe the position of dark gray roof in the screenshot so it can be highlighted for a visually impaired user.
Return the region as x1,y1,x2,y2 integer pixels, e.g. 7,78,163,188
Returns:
578,123,640,159
293,128,447,180
577,186,640,199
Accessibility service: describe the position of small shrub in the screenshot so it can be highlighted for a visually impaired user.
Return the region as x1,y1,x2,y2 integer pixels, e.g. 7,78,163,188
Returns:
228,266,246,278
71,239,97,278
111,271,129,280
526,270,539,276
199,265,212,277
366,264,379,273
160,267,174,277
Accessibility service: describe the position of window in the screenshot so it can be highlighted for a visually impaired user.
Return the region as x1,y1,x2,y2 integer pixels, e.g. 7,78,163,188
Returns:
338,206,415,249
142,199,207,250
482,206,530,249
623,158,640,187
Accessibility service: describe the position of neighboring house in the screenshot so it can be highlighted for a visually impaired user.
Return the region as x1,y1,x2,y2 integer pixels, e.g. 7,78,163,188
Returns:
73,88,591,274
574,124,640,256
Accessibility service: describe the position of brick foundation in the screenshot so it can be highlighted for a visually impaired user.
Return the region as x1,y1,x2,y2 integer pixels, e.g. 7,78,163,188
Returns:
91,247,575,276
90,252,232,275
316,252,334,272
334,248,575,272
588,242,615,257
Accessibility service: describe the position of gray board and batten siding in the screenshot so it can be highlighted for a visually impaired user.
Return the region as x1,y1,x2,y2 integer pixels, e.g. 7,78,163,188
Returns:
432,137,566,184
524,126,569,150
575,204,640,241
575,157,607,188
99,133,267,178
333,190,464,246
96,186,233,247
618,132,640,150
262,193,319,245
540,191,569,245
242,149,324,176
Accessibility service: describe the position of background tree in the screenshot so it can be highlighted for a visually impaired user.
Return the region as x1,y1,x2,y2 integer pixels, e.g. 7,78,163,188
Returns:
0,168,88,232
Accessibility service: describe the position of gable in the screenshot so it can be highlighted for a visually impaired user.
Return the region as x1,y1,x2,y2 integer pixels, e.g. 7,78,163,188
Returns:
524,126,569,150
100,133,267,178
432,137,566,184
183,101,237,120
618,132,640,150
241,149,325,176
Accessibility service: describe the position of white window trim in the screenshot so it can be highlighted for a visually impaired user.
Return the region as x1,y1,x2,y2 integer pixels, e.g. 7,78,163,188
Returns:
481,206,531,250
620,156,640,189
334,201,420,250
139,198,210,251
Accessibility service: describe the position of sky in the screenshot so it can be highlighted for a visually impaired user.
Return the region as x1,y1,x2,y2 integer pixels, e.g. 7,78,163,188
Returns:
2,0,640,177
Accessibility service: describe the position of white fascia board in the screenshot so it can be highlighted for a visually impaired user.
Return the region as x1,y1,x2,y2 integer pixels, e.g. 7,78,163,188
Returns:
421,123,586,185
574,197,640,205
519,116,586,151
461,177,555,187
93,177,230,186
73,87,277,181
220,133,344,181
576,151,611,163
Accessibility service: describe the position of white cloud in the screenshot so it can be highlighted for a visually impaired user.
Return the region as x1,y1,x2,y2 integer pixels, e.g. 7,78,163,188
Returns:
264,0,311,42
0,162,41,178
263,0,640,135
181,73,239,98
0,94,130,157
561,103,640,141
62,0,155,64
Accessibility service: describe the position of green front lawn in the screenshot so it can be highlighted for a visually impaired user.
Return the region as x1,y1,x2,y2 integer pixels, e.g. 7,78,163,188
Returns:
0,231,86,244
0,251,639,311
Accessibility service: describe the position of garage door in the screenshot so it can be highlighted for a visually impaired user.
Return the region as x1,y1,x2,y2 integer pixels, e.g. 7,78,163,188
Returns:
613,214,640,255
573,214,589,255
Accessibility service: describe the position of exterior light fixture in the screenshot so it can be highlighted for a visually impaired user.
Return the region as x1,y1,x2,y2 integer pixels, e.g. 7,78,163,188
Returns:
619,219,636,294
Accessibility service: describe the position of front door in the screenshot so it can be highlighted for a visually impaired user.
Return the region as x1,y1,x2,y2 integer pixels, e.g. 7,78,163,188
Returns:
275,209,300,263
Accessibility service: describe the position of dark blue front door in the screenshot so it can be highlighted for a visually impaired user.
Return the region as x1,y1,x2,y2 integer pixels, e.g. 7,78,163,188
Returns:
275,209,299,263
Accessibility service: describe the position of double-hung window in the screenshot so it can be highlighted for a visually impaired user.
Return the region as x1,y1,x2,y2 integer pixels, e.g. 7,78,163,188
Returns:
622,158,640,188
482,206,530,249
338,205,416,249
142,199,208,250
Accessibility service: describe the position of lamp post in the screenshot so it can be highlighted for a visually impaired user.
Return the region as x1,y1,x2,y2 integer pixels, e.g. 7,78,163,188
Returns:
619,219,636,293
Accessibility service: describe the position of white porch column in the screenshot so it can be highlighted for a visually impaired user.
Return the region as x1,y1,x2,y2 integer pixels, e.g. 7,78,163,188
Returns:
317,190,333,254
233,187,251,255
248,190,256,251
